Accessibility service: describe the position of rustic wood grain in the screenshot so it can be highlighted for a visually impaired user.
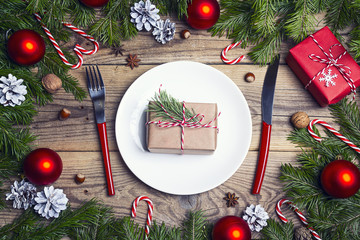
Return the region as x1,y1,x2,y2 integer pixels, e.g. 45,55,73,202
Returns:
0,15,342,239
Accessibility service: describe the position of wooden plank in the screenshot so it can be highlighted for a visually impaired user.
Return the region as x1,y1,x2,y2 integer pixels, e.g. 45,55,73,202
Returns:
31,64,335,152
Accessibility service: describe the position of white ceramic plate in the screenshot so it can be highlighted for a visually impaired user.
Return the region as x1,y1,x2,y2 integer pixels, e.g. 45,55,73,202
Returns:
115,61,252,195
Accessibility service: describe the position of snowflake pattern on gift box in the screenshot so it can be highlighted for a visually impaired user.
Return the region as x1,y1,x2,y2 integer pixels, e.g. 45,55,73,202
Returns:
319,69,337,87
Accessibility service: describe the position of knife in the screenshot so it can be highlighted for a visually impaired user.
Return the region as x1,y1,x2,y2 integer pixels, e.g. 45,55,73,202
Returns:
252,55,280,194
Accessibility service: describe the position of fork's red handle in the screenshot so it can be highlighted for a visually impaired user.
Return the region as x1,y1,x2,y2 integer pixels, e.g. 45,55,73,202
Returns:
97,122,115,196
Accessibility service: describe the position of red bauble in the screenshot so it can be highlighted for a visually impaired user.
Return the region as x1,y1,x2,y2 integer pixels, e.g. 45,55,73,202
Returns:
23,148,63,185
321,160,360,198
186,0,220,30
79,0,109,8
212,216,251,240
7,29,45,66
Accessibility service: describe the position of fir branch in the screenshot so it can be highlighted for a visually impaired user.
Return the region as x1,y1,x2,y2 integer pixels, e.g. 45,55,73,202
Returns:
113,216,144,240
182,211,211,240
324,0,356,32
261,218,294,240
280,163,324,210
68,2,96,28
349,26,360,61
248,25,284,65
149,221,182,240
284,0,317,43
252,0,277,36
211,0,256,46
0,121,35,160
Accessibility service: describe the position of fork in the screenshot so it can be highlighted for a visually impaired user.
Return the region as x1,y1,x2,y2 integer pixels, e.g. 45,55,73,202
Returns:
86,65,115,196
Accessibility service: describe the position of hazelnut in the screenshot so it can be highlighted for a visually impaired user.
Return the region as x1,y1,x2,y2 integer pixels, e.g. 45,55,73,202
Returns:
245,72,255,82
291,111,310,129
75,173,85,184
42,74,62,93
59,108,71,120
181,29,191,39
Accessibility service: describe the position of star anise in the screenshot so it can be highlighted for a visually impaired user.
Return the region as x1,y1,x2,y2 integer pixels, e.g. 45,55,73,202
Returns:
126,54,141,69
223,192,239,207
111,44,125,57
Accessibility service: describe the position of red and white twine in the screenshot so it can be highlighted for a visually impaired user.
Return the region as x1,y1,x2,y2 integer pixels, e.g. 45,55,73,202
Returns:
147,101,220,153
308,119,360,154
221,41,246,64
276,199,322,240
306,35,356,98
131,196,154,239
34,13,99,69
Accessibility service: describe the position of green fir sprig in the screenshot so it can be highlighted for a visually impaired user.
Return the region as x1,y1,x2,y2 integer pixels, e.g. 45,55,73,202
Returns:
148,89,199,123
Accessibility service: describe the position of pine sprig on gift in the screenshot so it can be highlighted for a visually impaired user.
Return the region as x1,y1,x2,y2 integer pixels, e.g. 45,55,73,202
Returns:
148,89,199,123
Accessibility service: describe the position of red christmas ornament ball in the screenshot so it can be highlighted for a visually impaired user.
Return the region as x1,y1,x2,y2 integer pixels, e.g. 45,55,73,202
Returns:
321,160,360,198
23,148,63,185
79,0,109,8
7,29,45,66
186,0,220,30
212,216,251,240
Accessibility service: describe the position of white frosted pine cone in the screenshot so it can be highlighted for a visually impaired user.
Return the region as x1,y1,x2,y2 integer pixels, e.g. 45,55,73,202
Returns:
5,179,37,210
34,186,68,219
152,19,176,44
0,74,27,107
242,204,269,232
130,0,160,31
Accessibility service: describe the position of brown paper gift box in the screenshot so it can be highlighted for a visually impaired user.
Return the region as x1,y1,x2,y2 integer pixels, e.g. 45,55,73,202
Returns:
146,102,218,154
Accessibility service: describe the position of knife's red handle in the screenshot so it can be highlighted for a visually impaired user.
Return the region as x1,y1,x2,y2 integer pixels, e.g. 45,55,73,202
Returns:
97,122,115,196
252,121,272,194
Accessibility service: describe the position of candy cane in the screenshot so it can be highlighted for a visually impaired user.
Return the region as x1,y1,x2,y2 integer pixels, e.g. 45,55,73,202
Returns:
308,119,360,154
34,13,99,69
276,199,322,240
221,41,246,65
131,196,154,239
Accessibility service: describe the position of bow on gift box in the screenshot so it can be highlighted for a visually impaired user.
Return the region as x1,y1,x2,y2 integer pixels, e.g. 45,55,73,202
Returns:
305,34,356,98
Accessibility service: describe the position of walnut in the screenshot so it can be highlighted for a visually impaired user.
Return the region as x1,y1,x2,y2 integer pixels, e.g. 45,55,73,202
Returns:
291,111,310,129
42,74,62,93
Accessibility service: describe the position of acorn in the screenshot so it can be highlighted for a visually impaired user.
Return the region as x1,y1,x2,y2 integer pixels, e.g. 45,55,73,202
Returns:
59,108,71,121
245,72,255,82
75,173,85,184
180,29,191,39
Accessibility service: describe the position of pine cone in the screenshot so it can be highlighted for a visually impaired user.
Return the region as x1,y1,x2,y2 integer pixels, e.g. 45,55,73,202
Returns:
34,186,68,219
242,204,269,232
294,226,312,240
130,0,160,31
152,19,176,44
6,180,36,210
0,74,27,107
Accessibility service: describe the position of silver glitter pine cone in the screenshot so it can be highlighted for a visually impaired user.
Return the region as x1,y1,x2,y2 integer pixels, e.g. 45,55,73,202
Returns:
130,0,160,31
242,204,269,232
6,179,37,210
0,74,27,107
152,19,176,44
34,186,68,219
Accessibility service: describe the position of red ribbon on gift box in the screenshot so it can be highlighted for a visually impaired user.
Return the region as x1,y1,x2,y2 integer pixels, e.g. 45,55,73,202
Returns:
305,34,356,98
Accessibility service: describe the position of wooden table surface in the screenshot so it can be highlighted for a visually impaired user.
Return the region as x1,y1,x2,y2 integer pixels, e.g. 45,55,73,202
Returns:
0,18,341,238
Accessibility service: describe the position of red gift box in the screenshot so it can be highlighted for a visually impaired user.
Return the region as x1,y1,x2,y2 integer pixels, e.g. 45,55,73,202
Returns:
286,26,360,107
